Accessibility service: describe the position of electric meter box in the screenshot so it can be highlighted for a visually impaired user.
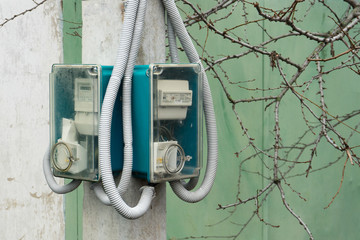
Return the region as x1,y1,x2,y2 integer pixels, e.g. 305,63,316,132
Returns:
50,64,202,183
136,64,203,183
51,65,107,181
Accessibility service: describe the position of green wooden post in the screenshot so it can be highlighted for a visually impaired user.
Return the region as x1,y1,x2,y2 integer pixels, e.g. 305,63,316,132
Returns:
62,0,83,239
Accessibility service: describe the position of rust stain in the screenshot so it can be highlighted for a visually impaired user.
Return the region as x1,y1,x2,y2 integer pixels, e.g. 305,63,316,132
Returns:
7,177,15,181
0,199,25,210
120,3,125,22
6,201,17,210
29,191,54,203
30,192,42,199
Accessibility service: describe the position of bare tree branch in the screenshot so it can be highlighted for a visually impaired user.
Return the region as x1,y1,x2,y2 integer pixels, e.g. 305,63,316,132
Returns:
0,0,48,28
176,0,360,238
277,183,314,240
343,0,360,8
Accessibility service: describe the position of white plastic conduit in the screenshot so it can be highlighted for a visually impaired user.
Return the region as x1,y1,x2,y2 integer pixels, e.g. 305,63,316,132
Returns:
163,0,218,203
93,0,151,206
167,14,179,64
92,0,141,207
98,0,154,219
167,14,200,191
120,0,148,197
93,0,142,206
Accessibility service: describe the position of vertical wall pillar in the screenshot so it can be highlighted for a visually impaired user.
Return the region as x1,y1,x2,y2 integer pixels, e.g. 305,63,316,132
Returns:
79,1,166,239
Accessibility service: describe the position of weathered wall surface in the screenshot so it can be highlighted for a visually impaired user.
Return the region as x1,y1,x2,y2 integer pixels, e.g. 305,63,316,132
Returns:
0,0,64,239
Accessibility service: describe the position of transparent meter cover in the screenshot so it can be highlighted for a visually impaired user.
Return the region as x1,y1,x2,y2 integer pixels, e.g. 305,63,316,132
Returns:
50,65,100,182
150,63,203,183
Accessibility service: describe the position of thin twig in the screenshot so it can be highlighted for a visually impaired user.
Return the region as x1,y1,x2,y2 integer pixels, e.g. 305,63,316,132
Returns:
324,155,349,209
0,0,48,27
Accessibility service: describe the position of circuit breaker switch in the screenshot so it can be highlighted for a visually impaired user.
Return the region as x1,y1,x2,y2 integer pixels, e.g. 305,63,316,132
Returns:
154,141,185,174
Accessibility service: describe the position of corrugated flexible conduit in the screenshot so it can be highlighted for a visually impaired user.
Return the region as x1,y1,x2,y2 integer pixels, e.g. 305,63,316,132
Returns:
163,0,218,203
98,0,154,219
167,12,200,191
92,0,143,206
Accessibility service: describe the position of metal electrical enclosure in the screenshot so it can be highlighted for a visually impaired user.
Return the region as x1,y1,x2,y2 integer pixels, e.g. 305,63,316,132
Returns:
49,64,202,183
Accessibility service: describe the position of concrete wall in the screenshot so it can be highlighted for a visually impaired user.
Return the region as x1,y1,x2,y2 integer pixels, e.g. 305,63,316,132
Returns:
0,0,64,239
81,1,166,239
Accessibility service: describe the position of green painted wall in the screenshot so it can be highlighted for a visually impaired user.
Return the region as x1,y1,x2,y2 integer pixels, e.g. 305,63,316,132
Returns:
167,1,265,239
262,2,360,240
166,1,360,240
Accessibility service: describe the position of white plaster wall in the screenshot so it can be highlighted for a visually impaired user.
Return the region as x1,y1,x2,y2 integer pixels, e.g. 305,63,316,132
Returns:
0,1,64,239
81,0,166,239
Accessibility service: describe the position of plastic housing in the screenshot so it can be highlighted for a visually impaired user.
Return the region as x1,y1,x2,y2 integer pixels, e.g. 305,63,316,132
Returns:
50,65,100,181
121,64,203,183
49,64,202,183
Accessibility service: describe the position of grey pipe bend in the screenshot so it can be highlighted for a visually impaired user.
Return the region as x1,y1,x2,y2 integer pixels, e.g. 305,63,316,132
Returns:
163,0,218,203
167,8,200,191
98,0,155,219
